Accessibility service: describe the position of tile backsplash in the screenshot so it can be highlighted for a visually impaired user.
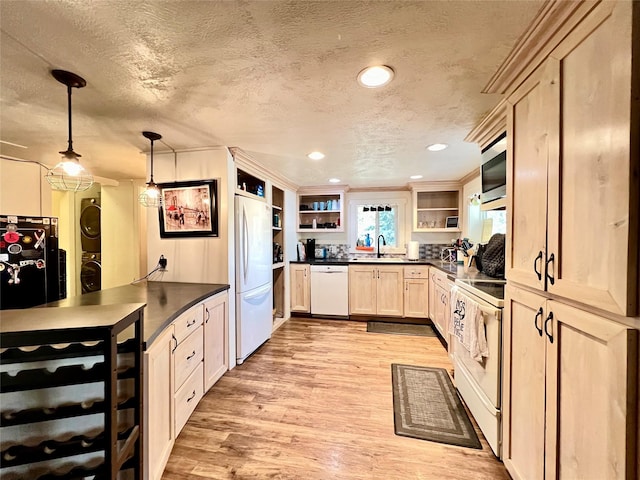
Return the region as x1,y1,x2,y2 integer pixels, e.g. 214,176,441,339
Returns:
313,243,451,260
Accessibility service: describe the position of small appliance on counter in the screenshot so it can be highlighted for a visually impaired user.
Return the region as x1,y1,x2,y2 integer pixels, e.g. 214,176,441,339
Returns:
305,239,316,260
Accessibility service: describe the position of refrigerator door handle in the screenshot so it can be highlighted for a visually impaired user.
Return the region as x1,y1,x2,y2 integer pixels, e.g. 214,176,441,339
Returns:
243,205,249,285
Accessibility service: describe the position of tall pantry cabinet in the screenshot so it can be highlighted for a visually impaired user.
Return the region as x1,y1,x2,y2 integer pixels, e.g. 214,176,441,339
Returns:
484,1,640,479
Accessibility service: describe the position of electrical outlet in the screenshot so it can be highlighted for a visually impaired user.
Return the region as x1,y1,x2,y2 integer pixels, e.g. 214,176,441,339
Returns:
330,245,337,255
158,255,167,270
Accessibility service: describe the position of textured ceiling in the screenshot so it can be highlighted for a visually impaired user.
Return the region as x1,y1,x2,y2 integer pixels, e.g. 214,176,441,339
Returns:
0,0,543,188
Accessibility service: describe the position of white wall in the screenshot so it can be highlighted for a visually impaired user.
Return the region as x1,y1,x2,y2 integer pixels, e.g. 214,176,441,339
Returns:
101,180,146,288
146,148,232,284
462,176,483,245
0,159,52,216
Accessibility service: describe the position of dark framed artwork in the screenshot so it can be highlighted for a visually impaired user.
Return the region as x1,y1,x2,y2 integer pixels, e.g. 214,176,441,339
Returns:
158,179,218,238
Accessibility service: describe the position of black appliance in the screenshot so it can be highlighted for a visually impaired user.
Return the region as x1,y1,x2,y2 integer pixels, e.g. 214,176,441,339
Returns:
81,252,101,293
0,215,65,309
80,197,101,252
306,239,316,260
481,132,507,205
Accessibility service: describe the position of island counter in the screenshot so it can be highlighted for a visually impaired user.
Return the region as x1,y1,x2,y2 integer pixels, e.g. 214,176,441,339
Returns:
44,281,229,349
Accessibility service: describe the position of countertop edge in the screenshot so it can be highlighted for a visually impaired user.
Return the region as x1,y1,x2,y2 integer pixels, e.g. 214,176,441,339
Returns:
144,284,230,349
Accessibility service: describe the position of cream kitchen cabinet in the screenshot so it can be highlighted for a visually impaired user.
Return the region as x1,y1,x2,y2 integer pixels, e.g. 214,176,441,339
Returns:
203,292,229,391
505,0,638,317
144,291,229,480
403,266,429,318
430,269,452,344
144,325,175,480
349,265,404,317
503,285,638,480
172,304,204,435
290,264,310,313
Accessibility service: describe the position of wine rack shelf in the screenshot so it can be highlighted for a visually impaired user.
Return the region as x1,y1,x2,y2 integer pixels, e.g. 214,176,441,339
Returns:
0,303,145,480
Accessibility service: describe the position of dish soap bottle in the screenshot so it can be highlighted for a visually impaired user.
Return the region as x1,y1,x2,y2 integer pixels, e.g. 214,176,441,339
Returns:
365,233,371,247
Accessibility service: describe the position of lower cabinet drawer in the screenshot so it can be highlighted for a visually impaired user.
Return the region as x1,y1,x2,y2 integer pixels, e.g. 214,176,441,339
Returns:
174,361,204,435
174,325,204,390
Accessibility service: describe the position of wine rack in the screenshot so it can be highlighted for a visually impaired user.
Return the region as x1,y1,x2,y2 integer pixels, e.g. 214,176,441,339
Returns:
0,303,144,480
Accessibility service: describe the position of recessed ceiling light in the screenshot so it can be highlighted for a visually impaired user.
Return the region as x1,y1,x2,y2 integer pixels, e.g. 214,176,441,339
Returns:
427,143,448,152
410,175,423,180
307,151,325,160
329,178,341,183
357,65,395,88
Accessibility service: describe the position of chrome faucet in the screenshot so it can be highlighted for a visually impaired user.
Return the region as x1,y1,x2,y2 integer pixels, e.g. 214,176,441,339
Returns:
377,234,386,258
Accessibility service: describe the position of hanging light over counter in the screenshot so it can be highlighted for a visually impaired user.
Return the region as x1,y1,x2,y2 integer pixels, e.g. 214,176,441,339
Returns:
45,69,94,192
139,131,163,207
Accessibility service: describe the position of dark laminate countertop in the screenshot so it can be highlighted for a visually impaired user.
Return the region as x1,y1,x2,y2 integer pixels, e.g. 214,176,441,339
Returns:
291,258,503,283
43,281,229,348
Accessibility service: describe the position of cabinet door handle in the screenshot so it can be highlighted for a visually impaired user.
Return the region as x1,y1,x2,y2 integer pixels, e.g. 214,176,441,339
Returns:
187,390,196,402
187,318,197,328
544,312,554,344
172,334,178,353
405,281,408,291
186,350,196,360
372,270,375,279
546,253,555,286
205,307,210,324
534,251,543,280
534,307,543,336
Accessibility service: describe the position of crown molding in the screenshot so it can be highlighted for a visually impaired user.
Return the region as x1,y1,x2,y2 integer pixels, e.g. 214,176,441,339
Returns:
458,168,480,186
407,180,461,192
229,147,298,192
483,0,602,95
465,99,507,150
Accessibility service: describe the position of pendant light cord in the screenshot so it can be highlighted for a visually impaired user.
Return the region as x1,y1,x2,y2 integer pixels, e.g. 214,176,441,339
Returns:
66,84,74,154
149,138,155,183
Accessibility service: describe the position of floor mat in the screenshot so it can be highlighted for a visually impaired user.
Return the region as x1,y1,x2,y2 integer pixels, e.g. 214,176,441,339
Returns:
391,364,481,449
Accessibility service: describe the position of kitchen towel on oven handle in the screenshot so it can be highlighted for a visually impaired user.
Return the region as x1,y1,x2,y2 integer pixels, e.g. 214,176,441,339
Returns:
449,286,489,362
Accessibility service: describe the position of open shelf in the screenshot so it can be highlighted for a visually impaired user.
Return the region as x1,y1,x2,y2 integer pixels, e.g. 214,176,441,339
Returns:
297,189,345,232
236,168,266,200
411,186,461,231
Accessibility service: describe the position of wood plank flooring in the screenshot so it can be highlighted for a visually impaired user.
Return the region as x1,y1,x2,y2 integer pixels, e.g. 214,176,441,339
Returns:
162,318,509,480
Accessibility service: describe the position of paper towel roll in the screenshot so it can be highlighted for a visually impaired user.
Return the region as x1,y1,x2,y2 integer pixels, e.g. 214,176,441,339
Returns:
407,241,420,260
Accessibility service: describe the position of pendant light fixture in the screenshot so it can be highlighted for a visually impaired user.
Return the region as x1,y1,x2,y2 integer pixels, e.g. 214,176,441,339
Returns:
138,131,163,207
45,69,94,192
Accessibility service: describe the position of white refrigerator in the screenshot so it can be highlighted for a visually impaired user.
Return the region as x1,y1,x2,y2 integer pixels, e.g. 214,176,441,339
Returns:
235,195,273,364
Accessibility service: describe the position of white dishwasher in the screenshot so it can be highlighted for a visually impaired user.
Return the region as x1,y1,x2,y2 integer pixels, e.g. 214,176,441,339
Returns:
310,264,349,317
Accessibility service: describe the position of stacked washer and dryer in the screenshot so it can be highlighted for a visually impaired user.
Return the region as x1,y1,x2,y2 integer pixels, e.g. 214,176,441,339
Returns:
79,197,101,293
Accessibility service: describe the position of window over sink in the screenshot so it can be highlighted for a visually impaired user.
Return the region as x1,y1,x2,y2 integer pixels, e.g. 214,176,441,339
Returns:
348,192,409,254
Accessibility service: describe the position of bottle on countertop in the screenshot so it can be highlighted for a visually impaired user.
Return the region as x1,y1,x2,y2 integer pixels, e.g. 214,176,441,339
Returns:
365,233,371,247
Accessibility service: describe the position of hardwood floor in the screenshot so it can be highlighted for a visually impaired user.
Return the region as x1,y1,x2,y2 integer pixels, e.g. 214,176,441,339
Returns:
162,318,509,480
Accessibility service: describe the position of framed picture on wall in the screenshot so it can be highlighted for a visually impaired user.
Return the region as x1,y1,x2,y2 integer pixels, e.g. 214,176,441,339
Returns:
158,179,218,238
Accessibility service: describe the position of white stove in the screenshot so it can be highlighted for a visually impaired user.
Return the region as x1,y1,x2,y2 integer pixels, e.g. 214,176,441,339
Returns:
451,277,505,457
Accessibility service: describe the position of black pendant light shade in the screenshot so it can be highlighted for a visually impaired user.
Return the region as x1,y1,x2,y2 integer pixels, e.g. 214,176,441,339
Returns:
139,131,163,207
45,69,94,192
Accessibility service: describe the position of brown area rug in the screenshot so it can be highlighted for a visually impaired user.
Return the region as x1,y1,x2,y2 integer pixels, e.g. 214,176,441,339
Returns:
367,322,437,337
391,364,481,449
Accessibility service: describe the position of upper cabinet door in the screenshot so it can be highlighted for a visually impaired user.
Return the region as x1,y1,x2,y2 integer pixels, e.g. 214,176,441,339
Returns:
546,1,638,316
506,60,556,291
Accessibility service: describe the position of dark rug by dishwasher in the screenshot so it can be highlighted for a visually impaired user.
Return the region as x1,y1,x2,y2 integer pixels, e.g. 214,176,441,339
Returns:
391,364,482,449
367,322,437,337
